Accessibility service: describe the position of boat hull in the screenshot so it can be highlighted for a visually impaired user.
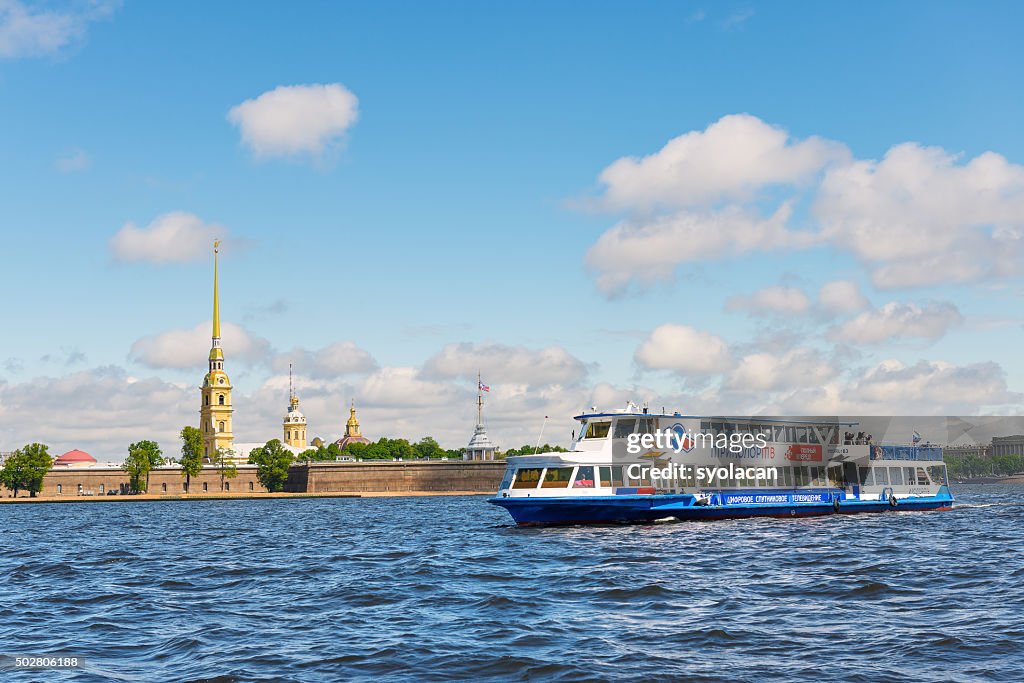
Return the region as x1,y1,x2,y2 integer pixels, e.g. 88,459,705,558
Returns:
489,487,955,526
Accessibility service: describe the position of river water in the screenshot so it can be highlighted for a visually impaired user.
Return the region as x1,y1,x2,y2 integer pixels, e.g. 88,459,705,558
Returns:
1,484,1022,682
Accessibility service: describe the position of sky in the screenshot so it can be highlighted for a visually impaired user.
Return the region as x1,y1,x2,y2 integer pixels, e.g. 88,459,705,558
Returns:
1,0,1023,460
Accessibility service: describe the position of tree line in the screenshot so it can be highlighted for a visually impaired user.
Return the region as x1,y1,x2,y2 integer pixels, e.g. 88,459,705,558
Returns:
945,451,1024,479
2,430,572,498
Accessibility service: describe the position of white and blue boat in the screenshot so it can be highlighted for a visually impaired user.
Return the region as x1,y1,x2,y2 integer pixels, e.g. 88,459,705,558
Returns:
489,405,955,525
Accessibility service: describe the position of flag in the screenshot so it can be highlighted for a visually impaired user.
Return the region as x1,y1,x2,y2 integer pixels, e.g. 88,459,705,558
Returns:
912,431,921,444
479,380,490,392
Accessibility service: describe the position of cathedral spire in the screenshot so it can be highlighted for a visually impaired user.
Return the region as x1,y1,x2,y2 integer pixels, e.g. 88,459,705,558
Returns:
211,239,222,351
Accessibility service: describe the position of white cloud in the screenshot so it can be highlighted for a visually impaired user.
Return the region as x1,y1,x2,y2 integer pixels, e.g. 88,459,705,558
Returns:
817,279,868,315
0,366,193,460
634,324,732,374
227,83,359,159
272,341,377,378
831,301,963,345
0,0,117,60
727,348,836,392
596,114,848,211
129,322,272,370
722,8,755,30
582,117,1024,294
778,359,1020,415
54,147,90,172
815,143,1024,288
421,342,589,386
726,285,812,316
585,203,815,296
109,212,229,264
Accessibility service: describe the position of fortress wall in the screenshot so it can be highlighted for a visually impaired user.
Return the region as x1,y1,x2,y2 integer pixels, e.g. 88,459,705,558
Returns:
10,461,505,498
287,460,506,494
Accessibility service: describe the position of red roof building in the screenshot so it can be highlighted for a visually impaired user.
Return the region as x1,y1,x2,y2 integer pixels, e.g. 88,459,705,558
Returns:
53,449,99,467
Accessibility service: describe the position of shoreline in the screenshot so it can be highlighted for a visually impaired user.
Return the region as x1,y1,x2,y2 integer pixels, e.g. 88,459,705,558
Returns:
0,490,492,505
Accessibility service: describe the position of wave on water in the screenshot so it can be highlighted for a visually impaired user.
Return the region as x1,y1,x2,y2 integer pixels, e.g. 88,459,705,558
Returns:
0,483,1022,682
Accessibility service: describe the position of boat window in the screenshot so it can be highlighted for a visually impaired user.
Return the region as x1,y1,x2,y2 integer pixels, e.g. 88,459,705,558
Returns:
905,467,916,486
512,467,544,489
781,467,793,487
793,467,807,487
915,467,929,485
599,466,623,488
926,465,947,485
859,467,874,486
572,466,596,488
584,421,611,439
875,467,889,485
626,466,652,487
828,466,843,487
499,467,515,490
637,418,656,435
613,419,637,439
889,467,904,486
541,467,574,488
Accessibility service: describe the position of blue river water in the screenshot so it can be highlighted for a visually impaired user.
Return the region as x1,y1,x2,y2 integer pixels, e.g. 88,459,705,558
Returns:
1,484,1022,682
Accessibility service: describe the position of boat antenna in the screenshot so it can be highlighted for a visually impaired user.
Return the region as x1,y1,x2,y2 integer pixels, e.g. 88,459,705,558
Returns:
534,415,549,454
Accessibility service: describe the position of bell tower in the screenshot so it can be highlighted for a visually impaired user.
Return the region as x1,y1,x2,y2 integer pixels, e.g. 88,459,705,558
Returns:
283,364,307,449
200,240,234,459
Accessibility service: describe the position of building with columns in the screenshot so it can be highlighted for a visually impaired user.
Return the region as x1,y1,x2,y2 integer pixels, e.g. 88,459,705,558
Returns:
199,241,234,460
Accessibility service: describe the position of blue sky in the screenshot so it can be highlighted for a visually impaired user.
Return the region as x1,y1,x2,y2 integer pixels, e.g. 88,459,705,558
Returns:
1,1,1023,457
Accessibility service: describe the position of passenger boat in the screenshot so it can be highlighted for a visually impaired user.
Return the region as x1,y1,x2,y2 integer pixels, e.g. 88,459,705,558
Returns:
488,405,955,526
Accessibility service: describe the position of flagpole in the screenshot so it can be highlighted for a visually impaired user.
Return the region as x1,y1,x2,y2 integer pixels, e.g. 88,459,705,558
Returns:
534,416,548,454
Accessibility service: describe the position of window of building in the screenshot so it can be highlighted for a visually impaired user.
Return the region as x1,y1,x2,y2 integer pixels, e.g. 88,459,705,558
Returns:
99,484,105,494
162,483,167,492
584,421,611,439
203,482,208,492
512,467,544,489
219,421,225,432
218,395,225,405
249,481,254,491
542,467,574,488
57,484,62,494
225,482,230,491
204,395,209,405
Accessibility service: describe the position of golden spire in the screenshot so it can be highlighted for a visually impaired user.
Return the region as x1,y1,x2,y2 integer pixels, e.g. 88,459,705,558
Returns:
212,239,221,341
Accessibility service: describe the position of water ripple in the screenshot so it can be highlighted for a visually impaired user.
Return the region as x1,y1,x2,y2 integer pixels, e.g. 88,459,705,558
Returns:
1,485,1023,681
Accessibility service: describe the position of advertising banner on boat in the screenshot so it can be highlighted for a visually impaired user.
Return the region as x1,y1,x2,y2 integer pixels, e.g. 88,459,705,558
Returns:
720,492,832,505
785,444,823,462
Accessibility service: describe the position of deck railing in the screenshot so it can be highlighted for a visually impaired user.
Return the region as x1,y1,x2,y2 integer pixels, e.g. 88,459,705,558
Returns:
871,445,943,461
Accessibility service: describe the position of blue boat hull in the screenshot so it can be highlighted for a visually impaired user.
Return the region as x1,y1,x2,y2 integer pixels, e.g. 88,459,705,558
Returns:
489,487,955,526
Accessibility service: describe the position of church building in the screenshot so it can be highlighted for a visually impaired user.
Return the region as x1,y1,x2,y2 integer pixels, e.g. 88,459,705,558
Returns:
199,240,234,460
333,400,371,450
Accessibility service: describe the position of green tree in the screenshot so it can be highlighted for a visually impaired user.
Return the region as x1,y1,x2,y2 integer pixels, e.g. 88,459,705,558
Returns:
1,443,53,498
213,447,239,492
179,426,204,493
248,439,294,492
503,443,569,457
414,436,445,460
123,440,163,493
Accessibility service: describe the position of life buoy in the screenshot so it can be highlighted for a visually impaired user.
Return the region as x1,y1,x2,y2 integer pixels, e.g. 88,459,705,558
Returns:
889,494,898,508
833,498,841,513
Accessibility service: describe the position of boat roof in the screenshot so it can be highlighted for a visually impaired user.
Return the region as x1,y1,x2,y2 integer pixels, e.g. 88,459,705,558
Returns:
573,411,859,426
